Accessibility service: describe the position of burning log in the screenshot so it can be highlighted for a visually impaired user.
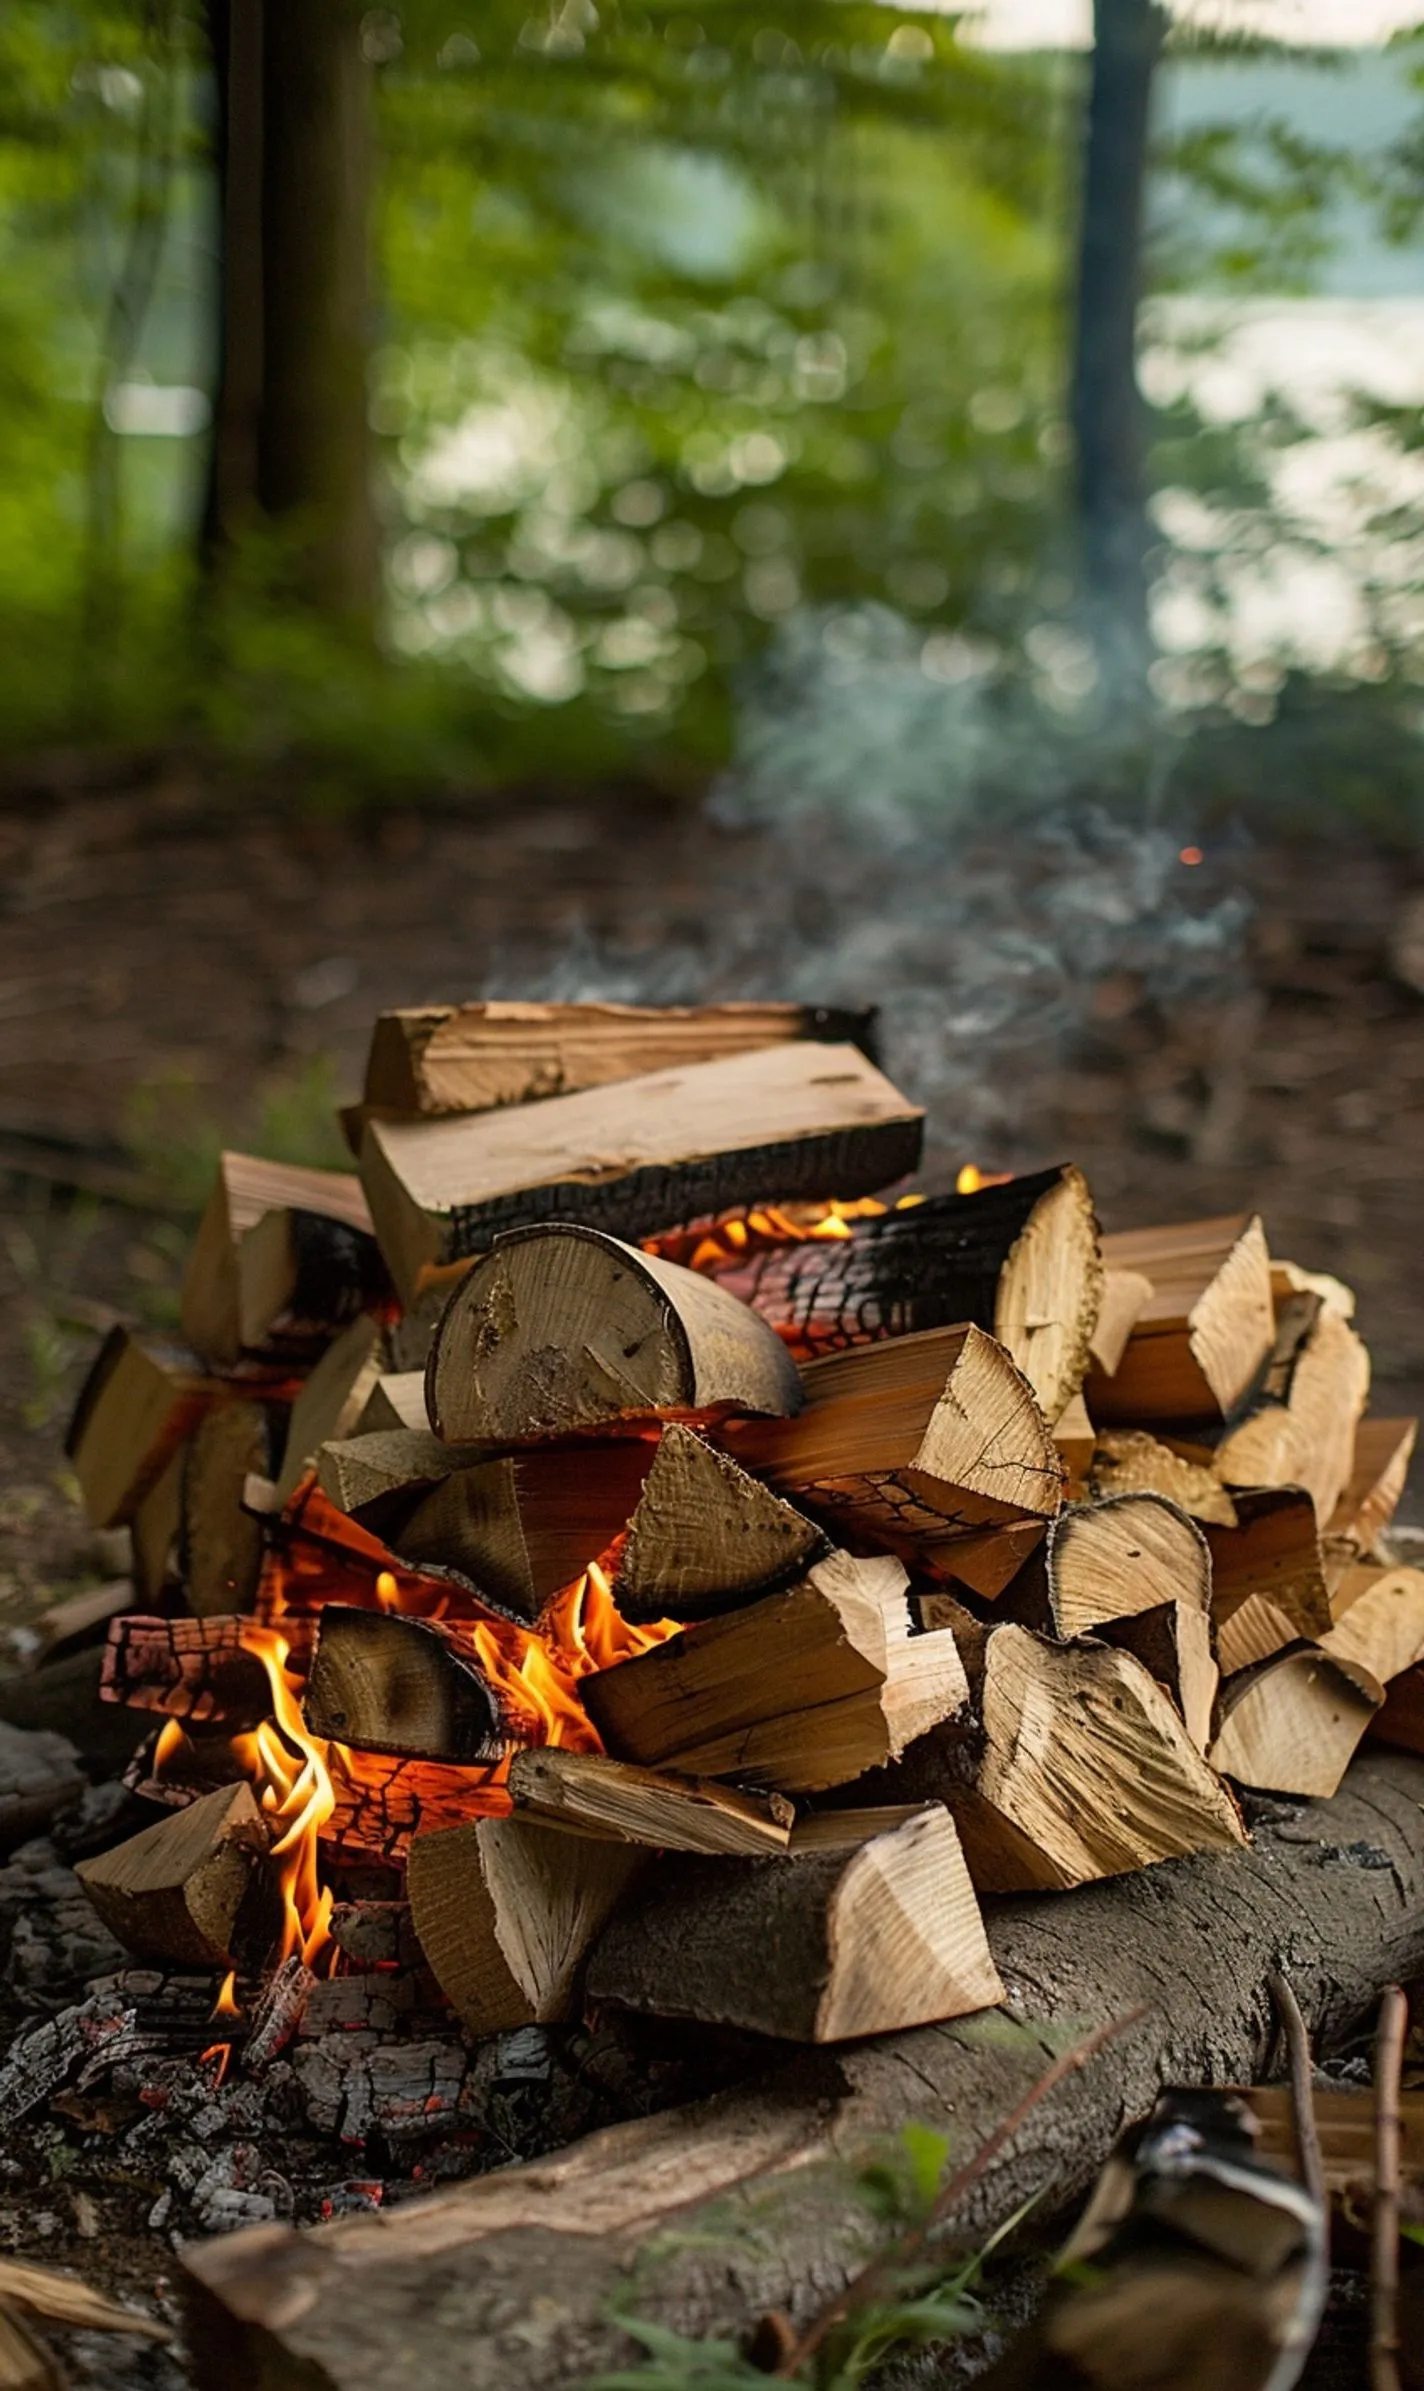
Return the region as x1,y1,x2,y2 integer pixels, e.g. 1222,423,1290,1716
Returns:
996,1492,1211,1638
724,1322,1063,1552
427,1225,802,1444
359,999,876,1121
359,1042,924,1304
1325,1415,1416,1578
609,1425,827,1624
182,1755,1424,2391
860,1609,1246,1893
1211,1301,1370,1523
66,1328,215,1528
685,1166,1102,1424
324,1748,508,1865
274,1316,384,1505
405,1816,642,2035
506,1748,794,1855
303,1607,517,1765
181,1152,388,1365
581,1552,968,1794
180,1399,283,1617
586,1805,1002,2043
1088,1214,1274,1425
100,1615,279,1728
1088,1428,1238,1526
1208,1647,1383,1797
1319,1564,1424,1683
73,1781,275,1969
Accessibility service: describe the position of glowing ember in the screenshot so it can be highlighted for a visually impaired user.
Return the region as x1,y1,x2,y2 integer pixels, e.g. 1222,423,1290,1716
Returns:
646,1193,924,1278
198,2042,232,2088
955,1164,1014,1195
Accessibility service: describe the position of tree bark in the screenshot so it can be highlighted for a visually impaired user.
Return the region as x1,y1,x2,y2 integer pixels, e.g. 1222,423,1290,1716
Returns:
1069,0,1167,710
184,1752,1424,2391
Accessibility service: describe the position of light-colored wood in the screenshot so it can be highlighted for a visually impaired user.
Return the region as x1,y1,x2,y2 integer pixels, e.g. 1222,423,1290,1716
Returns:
355,1371,428,1434
406,1814,642,2034
1325,1417,1417,1573
315,1427,472,1518
786,1805,933,1853
0,2306,59,2391
984,1164,1103,1423
1319,1565,1424,1684
130,1445,184,1603
726,1324,1062,1554
916,1518,1047,1602
1214,1306,1370,1523
0,2259,167,2343
1005,1493,1211,1641
1089,1429,1238,1527
586,1805,1002,2043
1204,1486,1332,1640
611,1426,826,1624
359,1042,924,1302
1096,1600,1218,1752
427,1226,802,1446
1053,1389,1095,1483
1088,1267,1153,1378
275,1315,384,1504
1270,1258,1356,1321
181,1151,378,1363
1089,1214,1274,1424
180,1398,277,1617
506,1748,794,1855
394,1442,653,1621
303,1606,507,1764
66,1329,214,1529
362,1000,860,1117
581,1551,968,1794
1216,1593,1298,1676
1209,1645,1383,1796
74,1781,272,1968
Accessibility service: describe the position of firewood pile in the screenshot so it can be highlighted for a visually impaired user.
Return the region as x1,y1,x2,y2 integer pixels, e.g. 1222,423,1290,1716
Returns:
23,998,1424,2183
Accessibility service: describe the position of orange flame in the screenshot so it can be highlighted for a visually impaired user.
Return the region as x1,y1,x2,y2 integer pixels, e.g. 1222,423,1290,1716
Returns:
234,1624,336,1972
647,1194,924,1278
212,1969,241,2020
198,2042,232,2088
955,1164,1014,1195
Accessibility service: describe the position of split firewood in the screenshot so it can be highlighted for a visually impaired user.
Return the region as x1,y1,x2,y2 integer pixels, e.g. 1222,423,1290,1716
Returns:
609,1426,827,1624
130,1447,184,1603
0,1723,84,1854
581,1552,968,1793
506,1747,794,1855
1212,1301,1371,1524
1319,1564,1424,1684
1089,1428,1239,1528
180,1399,282,1617
698,1166,1103,1424
1053,1390,1095,1488
314,1427,472,1522
726,1323,1062,1554
355,1370,428,1434
786,1804,932,1852
74,1781,275,1968
1088,1213,1274,1425
274,1314,385,1504
0,2304,58,2391
1270,1256,1356,1320
1087,1265,1154,1378
66,1328,215,1528
183,1752,1424,2391
359,1041,924,1303
0,2259,168,2343
303,1606,515,1764
996,1493,1211,1641
360,999,873,1120
1096,1601,1218,1753
1208,1645,1383,1797
1205,1487,1333,1641
586,1805,1003,2042
391,1441,655,1622
180,1152,388,1364
862,1614,1246,1893
1325,1416,1418,1580
915,1518,1048,1602
100,1614,280,1728
405,1815,642,2035
426,1225,802,1444
1215,1593,1299,1677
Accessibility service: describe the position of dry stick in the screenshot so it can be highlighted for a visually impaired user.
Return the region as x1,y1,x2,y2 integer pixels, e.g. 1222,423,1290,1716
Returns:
1372,1982,1408,2391
774,2004,1148,2379
1268,1968,1326,2211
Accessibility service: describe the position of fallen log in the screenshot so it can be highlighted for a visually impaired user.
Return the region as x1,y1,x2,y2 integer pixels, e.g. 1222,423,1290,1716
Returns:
183,1753,1424,2391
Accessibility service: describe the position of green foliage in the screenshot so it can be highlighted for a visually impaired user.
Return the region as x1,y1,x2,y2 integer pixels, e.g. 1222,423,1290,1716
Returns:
124,1051,351,1213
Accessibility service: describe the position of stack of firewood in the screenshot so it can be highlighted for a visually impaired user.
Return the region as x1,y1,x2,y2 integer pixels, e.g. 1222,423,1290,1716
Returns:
61,1000,1424,2051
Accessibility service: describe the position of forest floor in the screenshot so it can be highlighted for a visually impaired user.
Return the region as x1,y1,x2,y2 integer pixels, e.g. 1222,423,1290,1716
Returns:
0,764,1422,2383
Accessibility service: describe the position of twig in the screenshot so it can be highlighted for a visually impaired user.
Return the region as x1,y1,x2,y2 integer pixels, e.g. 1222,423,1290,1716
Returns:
1268,1969,1325,2211
1372,1983,1408,2391
775,2004,1148,2378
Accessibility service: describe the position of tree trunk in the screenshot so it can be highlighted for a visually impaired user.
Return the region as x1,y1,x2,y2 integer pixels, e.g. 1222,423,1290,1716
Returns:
202,0,377,634
184,1752,1424,2391
1069,0,1167,711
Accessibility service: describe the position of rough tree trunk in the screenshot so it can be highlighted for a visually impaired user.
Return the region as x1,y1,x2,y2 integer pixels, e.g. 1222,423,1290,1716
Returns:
1069,0,1167,712
184,1753,1424,2391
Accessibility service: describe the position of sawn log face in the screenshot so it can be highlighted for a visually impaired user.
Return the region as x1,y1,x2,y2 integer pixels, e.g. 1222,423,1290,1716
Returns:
183,1752,1424,2391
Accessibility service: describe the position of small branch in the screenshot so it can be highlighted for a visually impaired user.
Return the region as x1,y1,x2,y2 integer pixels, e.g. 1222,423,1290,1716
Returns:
776,2004,1148,2378
1268,1968,1325,2211
1372,1982,1408,2391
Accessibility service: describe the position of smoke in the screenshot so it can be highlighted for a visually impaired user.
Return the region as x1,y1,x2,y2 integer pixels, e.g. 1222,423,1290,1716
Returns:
490,601,1254,1165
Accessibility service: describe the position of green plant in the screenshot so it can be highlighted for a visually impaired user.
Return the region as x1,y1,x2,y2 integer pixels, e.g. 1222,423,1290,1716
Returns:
123,1051,352,1213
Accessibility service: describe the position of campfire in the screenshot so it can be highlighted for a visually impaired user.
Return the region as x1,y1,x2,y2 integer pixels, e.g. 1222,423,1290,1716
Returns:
12,993,1421,2271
